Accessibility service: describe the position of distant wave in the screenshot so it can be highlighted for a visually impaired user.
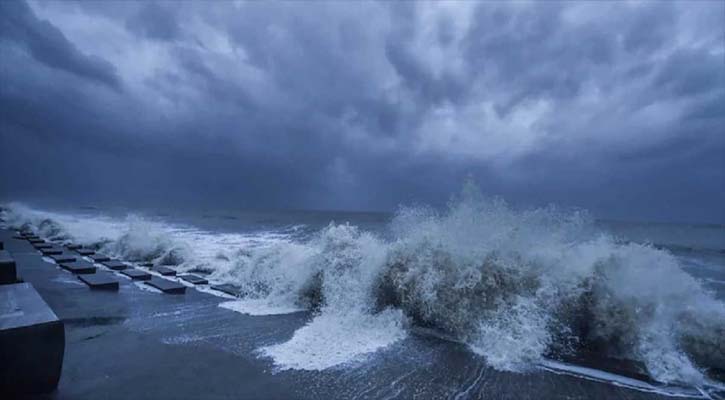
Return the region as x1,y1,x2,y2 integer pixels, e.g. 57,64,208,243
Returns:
2,185,724,388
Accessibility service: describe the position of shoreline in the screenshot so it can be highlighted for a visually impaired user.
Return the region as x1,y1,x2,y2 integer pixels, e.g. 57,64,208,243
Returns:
0,228,715,399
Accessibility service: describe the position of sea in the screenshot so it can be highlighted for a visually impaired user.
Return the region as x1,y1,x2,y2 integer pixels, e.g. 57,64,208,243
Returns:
2,189,724,399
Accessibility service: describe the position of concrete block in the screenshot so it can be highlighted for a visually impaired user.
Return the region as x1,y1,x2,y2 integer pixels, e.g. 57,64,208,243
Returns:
89,254,110,262
137,262,154,267
211,284,241,297
28,239,45,245
179,274,208,285
146,277,186,294
120,269,151,281
49,253,77,264
66,244,83,250
33,243,53,250
78,273,118,291
40,248,63,256
101,260,128,271
59,261,96,274
0,283,65,394
0,251,17,285
153,266,176,276
75,248,95,256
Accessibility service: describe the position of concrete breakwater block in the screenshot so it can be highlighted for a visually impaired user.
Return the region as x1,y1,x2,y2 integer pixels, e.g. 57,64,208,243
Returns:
179,274,208,285
0,283,65,394
120,269,151,281
66,244,83,250
146,277,186,294
0,250,17,284
49,254,77,264
153,266,176,276
33,243,53,249
59,261,96,275
101,260,128,271
75,248,95,256
78,273,118,291
211,284,241,297
137,262,153,267
40,247,63,256
28,239,45,245
89,254,110,263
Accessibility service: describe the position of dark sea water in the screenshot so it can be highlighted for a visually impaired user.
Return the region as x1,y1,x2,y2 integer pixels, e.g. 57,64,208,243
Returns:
2,194,724,398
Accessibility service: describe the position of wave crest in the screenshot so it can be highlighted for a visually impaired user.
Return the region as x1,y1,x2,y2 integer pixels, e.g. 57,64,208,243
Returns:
3,190,723,385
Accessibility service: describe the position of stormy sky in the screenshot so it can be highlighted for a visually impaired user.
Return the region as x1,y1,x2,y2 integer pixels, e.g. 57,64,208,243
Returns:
1,0,723,223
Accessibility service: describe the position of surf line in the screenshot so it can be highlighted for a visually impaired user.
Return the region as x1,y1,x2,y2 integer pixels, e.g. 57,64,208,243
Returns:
539,360,711,399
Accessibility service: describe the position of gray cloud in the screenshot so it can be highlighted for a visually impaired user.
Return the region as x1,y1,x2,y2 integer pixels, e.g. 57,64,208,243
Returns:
0,0,723,223
0,1,120,90
126,2,179,41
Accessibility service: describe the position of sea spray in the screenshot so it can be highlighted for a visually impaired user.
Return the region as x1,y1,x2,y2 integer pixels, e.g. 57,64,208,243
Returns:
3,187,724,385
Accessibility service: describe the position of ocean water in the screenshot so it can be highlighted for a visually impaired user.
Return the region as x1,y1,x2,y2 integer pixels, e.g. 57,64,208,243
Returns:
2,187,724,396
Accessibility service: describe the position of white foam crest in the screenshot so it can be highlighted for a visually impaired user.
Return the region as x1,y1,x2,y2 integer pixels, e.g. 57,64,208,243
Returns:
4,189,724,386
256,224,408,370
3,202,125,244
219,299,304,316
380,181,725,385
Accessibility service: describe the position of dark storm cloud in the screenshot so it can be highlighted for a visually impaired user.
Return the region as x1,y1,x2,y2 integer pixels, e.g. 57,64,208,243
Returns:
0,0,120,90
1,0,723,222
126,2,179,41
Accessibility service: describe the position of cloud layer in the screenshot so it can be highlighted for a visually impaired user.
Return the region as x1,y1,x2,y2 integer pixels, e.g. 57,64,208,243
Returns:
1,0,723,222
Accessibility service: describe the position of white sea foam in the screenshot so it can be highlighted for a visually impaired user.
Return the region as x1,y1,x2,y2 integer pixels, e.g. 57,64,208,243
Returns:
219,299,304,316
3,184,724,387
260,309,406,371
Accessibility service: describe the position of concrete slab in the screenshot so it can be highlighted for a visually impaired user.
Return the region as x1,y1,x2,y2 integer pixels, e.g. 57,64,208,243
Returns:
50,253,77,264
153,266,176,276
89,254,111,262
0,250,17,284
211,284,241,297
59,261,96,275
41,247,64,256
102,260,128,271
179,274,208,285
76,248,95,256
145,277,186,294
0,282,64,394
120,268,151,281
78,273,119,291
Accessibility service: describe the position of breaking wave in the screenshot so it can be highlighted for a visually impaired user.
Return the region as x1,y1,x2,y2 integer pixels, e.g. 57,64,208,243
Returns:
2,183,724,387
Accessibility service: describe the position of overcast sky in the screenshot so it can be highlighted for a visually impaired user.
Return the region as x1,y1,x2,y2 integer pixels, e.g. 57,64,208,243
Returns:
1,0,723,222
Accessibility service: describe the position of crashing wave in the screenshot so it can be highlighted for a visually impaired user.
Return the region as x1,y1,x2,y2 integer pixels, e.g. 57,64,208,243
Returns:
2,185,724,386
